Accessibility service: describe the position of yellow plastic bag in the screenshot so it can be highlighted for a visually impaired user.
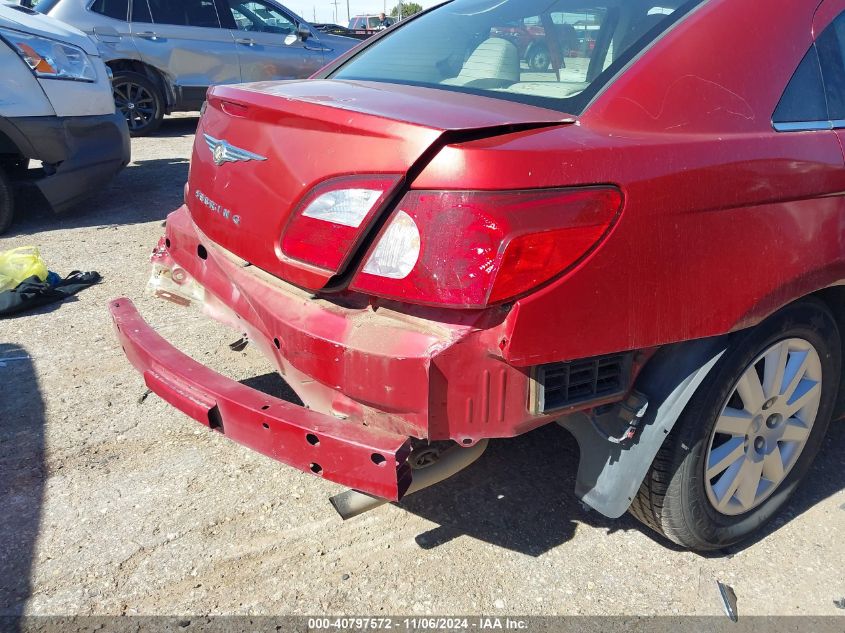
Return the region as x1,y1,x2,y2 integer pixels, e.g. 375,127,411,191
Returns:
0,247,49,292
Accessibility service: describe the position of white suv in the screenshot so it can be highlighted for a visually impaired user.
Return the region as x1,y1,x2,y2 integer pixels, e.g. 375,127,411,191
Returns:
0,2,130,233
38,0,359,136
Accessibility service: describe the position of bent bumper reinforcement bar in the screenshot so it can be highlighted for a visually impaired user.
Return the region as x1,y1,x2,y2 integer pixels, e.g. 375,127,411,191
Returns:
109,298,413,501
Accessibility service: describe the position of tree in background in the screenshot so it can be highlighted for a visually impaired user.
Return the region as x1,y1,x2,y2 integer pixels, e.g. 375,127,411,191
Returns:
390,2,423,18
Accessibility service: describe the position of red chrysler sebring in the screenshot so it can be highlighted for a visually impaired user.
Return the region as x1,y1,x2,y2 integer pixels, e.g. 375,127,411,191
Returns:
111,0,845,550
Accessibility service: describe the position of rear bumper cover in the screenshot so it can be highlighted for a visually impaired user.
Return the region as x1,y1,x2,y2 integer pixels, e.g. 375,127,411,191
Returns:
154,206,547,442
109,297,413,501
0,112,130,213
110,207,560,493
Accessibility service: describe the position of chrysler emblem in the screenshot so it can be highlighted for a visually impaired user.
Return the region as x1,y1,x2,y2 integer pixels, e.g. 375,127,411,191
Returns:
204,134,267,166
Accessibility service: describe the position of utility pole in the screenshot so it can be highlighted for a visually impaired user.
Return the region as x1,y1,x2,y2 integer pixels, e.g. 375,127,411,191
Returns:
330,0,340,23
346,0,350,23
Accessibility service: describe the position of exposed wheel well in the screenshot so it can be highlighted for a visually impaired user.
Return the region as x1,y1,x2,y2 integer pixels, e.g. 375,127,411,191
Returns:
0,130,20,156
106,59,174,112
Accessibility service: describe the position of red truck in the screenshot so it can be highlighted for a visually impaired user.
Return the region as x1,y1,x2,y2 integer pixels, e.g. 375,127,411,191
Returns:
112,0,845,551
491,20,582,71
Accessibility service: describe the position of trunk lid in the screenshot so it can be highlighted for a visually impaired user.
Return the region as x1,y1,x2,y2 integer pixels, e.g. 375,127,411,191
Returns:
189,79,573,290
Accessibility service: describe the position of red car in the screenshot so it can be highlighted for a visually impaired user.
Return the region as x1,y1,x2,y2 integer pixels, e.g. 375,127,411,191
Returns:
112,0,845,551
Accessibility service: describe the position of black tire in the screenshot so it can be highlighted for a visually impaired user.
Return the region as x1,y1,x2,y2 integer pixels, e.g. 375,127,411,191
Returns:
527,43,551,71
112,70,164,137
0,167,14,235
629,299,841,550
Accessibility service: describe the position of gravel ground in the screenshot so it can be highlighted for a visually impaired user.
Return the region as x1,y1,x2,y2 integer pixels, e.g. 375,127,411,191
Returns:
1,114,844,618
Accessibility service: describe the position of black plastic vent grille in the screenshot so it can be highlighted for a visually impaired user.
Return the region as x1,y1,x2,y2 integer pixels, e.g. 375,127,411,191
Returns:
536,353,631,413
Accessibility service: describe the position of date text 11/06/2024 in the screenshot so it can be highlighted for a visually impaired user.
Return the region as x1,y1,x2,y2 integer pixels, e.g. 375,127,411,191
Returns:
307,617,530,630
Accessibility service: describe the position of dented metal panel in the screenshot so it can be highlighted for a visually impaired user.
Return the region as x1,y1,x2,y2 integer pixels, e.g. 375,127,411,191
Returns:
110,297,413,501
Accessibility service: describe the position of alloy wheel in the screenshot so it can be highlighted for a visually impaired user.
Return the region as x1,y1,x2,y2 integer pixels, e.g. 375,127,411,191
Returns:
113,80,157,133
704,338,822,515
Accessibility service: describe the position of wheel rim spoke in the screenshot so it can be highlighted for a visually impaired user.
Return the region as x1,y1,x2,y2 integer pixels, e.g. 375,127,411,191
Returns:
704,337,822,516
762,445,785,482
706,436,745,479
783,379,820,419
712,457,745,509
781,349,810,401
734,457,764,510
762,340,789,399
714,407,752,436
780,419,810,443
736,370,765,412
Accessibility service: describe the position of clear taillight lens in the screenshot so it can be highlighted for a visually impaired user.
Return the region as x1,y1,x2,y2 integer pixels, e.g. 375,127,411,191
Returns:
361,211,420,279
302,188,383,227
351,187,622,308
281,175,400,272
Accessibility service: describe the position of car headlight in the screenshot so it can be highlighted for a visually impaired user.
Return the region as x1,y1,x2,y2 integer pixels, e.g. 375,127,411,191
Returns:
0,27,96,82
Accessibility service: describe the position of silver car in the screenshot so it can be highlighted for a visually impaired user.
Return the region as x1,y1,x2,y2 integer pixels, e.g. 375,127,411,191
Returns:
35,0,359,135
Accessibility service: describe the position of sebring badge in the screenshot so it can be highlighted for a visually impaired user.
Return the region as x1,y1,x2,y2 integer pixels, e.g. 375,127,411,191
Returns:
203,134,267,166
195,189,240,227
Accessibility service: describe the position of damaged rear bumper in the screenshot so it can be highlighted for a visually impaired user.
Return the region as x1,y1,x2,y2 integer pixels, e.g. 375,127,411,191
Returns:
109,297,413,501
109,206,563,496
139,206,548,444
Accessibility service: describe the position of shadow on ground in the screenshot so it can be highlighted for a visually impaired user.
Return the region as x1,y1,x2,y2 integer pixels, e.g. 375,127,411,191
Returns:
397,420,845,557
146,116,200,139
241,372,304,406
0,344,44,620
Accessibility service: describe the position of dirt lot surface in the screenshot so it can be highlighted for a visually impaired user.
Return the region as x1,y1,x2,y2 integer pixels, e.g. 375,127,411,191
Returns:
1,115,844,618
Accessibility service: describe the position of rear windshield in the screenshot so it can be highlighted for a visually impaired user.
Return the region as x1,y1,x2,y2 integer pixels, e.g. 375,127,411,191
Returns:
331,0,705,114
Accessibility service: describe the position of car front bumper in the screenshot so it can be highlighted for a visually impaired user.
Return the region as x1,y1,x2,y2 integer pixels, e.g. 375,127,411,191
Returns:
1,112,130,213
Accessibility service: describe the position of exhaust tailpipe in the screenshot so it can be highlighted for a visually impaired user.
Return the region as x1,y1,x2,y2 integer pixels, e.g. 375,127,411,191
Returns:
329,439,489,520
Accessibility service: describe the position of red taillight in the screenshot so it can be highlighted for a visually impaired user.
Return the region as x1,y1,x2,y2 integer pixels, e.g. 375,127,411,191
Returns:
350,187,622,308
281,175,401,273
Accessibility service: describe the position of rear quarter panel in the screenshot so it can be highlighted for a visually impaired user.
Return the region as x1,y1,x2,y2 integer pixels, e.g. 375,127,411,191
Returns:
411,0,845,366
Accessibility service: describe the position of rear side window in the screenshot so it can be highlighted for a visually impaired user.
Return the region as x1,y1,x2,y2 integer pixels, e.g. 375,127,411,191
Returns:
131,0,152,23
772,45,828,125
816,12,845,121
330,0,706,114
91,0,129,21
773,11,845,127
226,0,295,33
144,0,222,27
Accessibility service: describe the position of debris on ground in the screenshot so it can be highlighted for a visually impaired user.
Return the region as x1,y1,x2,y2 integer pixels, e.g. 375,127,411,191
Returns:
717,581,738,622
0,271,101,317
228,337,249,352
834,597,845,610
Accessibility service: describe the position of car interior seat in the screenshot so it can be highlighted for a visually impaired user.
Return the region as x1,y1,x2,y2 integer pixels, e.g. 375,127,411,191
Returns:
442,37,520,89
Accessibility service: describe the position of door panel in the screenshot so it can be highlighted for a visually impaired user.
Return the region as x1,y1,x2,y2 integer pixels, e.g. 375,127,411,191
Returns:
221,0,326,81
129,0,240,104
